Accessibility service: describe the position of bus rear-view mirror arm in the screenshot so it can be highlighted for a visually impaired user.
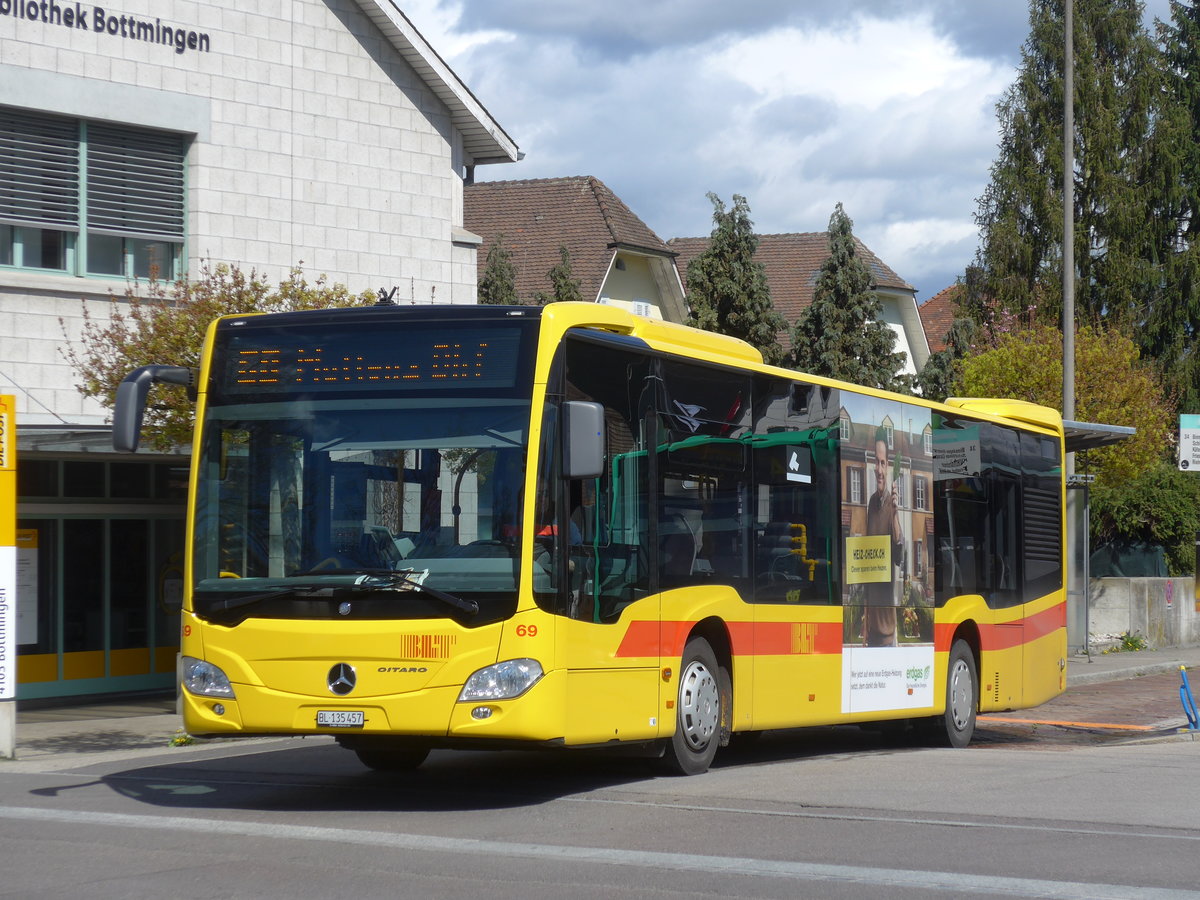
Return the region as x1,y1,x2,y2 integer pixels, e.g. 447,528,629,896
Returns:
563,400,605,479
112,365,197,453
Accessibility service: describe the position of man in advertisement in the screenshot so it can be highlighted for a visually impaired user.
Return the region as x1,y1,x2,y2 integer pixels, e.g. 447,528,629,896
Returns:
864,425,903,647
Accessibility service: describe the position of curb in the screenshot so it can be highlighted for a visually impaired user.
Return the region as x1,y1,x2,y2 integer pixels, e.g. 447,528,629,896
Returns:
1066,658,1187,687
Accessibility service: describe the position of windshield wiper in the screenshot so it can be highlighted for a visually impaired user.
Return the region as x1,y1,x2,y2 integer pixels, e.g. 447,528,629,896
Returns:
294,568,480,617
200,585,328,613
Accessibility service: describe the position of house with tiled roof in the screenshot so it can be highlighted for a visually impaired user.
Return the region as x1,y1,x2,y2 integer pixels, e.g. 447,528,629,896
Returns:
919,284,961,354
668,232,931,377
464,177,687,322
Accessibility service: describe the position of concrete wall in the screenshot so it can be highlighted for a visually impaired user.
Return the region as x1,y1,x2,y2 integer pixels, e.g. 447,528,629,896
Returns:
1088,578,1200,650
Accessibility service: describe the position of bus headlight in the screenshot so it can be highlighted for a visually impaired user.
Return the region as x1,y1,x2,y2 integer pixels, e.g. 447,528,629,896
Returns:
182,656,236,698
458,658,543,701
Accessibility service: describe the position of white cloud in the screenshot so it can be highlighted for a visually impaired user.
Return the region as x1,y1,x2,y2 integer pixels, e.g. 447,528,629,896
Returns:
706,16,999,110
399,1,1168,305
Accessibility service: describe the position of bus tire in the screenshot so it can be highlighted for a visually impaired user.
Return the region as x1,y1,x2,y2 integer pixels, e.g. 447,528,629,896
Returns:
940,639,978,748
661,638,722,775
352,746,430,771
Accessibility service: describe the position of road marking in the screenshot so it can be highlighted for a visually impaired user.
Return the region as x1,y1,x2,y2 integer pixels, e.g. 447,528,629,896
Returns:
1,805,1197,899
983,716,1159,731
573,796,1200,843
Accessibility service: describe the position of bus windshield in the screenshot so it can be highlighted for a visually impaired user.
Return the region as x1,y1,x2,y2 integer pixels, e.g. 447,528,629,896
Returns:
191,395,530,625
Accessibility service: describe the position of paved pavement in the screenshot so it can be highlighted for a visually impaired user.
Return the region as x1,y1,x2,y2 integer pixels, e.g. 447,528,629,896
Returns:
4,646,1200,768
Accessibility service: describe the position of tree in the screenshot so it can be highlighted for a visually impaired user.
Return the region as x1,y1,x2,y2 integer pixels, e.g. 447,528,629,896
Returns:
1090,462,1200,575
958,321,1171,487
973,0,1164,331
1151,1,1200,412
915,317,979,402
478,235,519,305
789,203,908,391
535,245,583,304
685,192,788,365
61,261,364,450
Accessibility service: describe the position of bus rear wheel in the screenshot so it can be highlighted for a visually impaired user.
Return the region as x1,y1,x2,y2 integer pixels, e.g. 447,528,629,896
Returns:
938,639,978,748
661,638,722,776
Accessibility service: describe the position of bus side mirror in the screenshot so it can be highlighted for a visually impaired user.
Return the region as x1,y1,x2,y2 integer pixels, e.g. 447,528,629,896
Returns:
113,365,195,453
563,401,605,479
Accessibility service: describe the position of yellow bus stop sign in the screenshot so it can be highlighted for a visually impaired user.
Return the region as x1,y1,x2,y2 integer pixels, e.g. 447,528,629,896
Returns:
0,395,16,757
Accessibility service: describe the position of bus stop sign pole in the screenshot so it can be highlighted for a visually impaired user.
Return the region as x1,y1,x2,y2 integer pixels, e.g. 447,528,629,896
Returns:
0,396,15,759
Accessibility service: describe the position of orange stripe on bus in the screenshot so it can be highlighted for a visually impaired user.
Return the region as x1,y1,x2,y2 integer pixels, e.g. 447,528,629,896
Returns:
622,601,1067,659
614,620,842,659
934,600,1066,652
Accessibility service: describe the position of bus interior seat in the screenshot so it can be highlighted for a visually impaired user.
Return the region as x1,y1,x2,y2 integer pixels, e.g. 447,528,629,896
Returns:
659,513,697,582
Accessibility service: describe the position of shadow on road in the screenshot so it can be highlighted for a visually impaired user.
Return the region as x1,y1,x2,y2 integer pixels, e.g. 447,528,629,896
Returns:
27,724,945,814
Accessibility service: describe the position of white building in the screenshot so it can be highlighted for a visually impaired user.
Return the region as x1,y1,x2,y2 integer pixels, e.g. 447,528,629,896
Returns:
0,0,518,699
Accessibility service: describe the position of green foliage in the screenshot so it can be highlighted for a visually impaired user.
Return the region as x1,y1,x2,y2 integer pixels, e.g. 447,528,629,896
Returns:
1091,462,1200,575
974,0,1164,332
1150,2,1200,412
958,322,1171,486
478,235,520,305
1101,631,1149,653
916,317,979,401
535,245,583,305
790,203,909,392
61,261,365,451
685,192,788,365
970,0,1200,416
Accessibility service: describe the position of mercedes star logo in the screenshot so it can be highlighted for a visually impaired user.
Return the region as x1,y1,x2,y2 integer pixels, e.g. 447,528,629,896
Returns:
327,663,356,695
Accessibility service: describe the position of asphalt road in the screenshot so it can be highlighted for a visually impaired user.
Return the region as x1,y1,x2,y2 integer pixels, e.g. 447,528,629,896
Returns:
2,715,1199,899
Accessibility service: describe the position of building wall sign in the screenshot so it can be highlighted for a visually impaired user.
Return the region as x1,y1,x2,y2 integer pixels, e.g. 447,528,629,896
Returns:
0,1,211,55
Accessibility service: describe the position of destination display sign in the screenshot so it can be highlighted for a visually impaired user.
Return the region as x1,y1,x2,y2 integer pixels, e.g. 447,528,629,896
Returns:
217,325,526,396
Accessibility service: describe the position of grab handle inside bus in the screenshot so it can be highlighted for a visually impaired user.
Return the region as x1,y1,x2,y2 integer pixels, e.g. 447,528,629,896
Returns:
112,365,196,453
563,400,605,479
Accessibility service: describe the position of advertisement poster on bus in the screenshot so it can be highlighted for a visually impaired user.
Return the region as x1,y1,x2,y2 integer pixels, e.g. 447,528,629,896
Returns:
839,394,935,714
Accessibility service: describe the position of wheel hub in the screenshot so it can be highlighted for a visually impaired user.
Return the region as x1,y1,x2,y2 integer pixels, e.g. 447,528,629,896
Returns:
678,659,719,750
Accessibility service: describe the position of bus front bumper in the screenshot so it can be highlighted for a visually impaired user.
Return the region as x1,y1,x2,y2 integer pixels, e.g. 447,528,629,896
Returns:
181,668,567,743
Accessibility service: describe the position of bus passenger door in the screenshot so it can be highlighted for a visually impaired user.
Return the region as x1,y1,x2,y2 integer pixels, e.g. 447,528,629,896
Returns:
553,340,663,745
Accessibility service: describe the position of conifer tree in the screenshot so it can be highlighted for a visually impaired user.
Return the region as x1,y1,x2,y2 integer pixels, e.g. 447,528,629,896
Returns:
477,235,520,305
535,245,583,304
789,203,908,391
1151,0,1200,411
973,0,1163,331
685,193,787,365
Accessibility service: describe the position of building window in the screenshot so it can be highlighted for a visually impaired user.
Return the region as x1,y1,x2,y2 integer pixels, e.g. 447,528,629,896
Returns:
848,465,863,505
914,475,927,511
0,107,186,280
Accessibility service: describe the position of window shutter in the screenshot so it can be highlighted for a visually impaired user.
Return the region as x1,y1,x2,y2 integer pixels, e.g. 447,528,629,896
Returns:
0,108,79,230
86,122,185,241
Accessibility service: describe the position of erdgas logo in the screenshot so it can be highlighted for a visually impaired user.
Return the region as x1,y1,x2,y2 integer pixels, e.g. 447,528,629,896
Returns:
378,666,429,673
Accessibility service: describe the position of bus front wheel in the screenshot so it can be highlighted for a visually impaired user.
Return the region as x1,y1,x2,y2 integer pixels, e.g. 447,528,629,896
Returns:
939,639,978,748
661,638,722,776
350,745,430,771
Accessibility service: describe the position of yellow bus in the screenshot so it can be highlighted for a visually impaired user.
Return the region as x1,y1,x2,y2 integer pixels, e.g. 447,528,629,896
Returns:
114,301,1072,774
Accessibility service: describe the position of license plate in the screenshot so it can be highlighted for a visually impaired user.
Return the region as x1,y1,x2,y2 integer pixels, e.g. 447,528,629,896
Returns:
316,710,365,728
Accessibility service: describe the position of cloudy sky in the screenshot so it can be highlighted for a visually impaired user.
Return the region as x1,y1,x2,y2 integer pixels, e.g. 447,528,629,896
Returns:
402,0,1173,305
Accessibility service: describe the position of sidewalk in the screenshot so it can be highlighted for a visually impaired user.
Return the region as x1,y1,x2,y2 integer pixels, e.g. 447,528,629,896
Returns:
1066,644,1200,686
5,646,1200,768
